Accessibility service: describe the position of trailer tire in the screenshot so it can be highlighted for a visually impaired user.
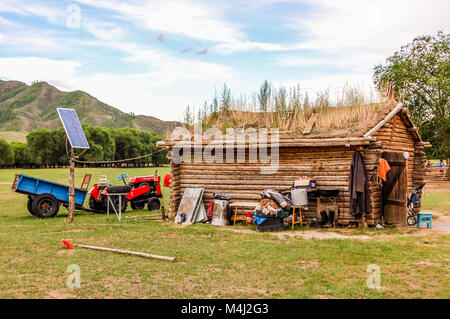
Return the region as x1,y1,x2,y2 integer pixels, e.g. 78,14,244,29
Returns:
27,198,36,216
147,197,161,211
32,194,60,218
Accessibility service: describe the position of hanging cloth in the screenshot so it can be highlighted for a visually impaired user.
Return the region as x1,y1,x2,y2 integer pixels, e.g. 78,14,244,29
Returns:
377,158,391,182
349,151,372,216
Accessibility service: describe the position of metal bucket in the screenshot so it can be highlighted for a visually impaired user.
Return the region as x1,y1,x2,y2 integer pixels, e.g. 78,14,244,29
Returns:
211,200,230,226
291,188,308,206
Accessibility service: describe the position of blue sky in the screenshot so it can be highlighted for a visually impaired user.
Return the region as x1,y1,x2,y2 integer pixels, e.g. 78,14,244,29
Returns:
0,0,448,121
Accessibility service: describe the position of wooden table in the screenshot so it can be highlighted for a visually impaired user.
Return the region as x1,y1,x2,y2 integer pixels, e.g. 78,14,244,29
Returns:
229,201,259,225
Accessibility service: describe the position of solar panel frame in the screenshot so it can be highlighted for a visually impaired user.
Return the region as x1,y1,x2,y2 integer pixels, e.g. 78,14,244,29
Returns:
57,108,90,149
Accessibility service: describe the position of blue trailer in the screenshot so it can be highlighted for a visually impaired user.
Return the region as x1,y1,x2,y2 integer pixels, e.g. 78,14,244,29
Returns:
11,174,92,218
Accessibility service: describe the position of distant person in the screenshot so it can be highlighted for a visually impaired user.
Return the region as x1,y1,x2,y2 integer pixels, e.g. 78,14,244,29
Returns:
435,159,447,167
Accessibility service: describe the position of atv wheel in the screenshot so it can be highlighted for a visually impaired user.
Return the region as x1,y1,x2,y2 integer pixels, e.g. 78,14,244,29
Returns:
407,215,417,226
147,197,161,211
131,201,145,210
32,194,60,218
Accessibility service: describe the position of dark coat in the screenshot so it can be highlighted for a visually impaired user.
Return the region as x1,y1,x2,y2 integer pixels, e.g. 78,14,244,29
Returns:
349,151,372,216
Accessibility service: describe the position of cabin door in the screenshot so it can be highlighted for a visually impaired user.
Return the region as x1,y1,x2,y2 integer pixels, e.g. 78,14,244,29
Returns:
382,152,407,225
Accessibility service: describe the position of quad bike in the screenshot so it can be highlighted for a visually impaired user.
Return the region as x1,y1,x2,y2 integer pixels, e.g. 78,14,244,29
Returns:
88,172,163,213
406,182,426,226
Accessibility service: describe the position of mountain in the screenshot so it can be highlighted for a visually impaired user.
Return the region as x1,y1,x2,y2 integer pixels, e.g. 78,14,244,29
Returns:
0,80,180,139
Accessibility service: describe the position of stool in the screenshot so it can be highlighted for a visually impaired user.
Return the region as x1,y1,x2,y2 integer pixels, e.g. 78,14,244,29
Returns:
417,213,432,229
284,206,306,230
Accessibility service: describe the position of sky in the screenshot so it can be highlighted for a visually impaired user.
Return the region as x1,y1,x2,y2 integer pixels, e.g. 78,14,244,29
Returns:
0,0,448,121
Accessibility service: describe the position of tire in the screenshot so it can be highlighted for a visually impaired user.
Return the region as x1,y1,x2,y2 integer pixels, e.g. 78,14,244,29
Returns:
147,197,161,211
131,201,145,210
89,196,105,213
32,194,60,218
27,198,36,216
109,195,128,213
407,215,417,226
106,185,131,193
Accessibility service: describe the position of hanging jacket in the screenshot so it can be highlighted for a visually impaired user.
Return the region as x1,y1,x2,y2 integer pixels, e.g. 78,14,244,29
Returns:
349,151,372,216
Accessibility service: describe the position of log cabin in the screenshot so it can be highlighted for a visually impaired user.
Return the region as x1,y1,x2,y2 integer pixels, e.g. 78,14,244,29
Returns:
157,101,428,226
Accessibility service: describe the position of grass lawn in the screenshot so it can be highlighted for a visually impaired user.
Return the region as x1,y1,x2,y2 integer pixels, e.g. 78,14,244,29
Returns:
0,167,448,299
422,183,450,215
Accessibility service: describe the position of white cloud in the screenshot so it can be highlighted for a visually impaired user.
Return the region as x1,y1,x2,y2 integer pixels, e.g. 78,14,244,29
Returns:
0,57,81,83
0,0,65,24
272,0,450,94
287,0,450,53
0,55,234,121
75,0,243,43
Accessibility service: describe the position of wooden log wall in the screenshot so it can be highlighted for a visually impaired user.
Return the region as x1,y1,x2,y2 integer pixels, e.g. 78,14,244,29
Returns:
169,145,385,226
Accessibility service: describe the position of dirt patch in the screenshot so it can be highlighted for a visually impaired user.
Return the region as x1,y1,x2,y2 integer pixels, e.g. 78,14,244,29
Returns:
417,211,450,234
47,289,75,299
297,259,320,269
277,230,371,240
423,182,450,192
41,229,88,235
56,248,75,255
217,226,372,240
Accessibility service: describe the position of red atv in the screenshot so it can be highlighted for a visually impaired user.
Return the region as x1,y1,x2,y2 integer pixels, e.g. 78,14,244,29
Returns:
88,172,163,213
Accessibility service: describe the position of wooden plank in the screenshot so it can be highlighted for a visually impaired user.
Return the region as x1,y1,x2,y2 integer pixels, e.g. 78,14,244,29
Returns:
302,113,318,134
364,103,403,137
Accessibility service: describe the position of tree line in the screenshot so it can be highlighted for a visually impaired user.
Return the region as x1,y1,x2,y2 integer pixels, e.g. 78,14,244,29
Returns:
0,125,169,168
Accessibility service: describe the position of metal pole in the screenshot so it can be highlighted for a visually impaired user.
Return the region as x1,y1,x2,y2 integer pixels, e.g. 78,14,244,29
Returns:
68,147,75,223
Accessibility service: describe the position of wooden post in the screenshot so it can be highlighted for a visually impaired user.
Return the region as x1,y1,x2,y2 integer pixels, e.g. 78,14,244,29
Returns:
161,206,166,220
68,147,75,223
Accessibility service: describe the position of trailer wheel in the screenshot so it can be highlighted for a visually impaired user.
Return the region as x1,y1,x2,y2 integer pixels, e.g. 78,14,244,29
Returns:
27,198,36,216
147,197,161,211
131,201,145,210
32,194,60,218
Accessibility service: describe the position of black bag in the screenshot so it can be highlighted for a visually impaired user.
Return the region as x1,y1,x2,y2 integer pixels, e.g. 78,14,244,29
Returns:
213,192,231,200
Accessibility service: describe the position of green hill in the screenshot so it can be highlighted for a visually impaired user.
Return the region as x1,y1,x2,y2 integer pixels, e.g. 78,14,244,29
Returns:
0,80,180,140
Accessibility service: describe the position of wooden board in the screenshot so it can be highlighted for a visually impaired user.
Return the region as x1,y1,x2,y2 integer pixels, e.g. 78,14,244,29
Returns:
302,113,318,134
382,152,407,225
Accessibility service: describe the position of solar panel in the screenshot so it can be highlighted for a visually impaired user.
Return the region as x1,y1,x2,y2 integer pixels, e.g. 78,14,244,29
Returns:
57,108,90,149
